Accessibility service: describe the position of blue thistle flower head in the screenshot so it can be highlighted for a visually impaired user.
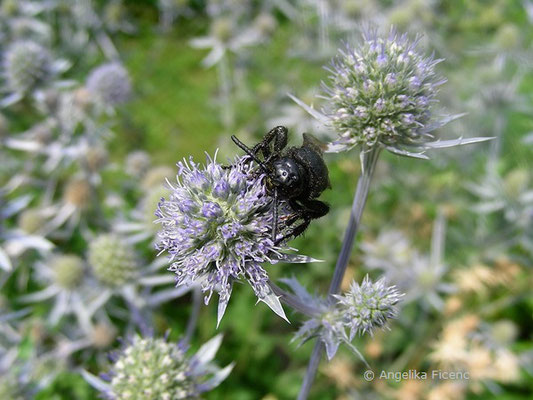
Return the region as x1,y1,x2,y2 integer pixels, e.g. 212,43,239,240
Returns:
86,62,132,106
156,153,314,325
334,275,403,339
3,40,53,95
323,28,447,154
290,27,492,158
284,276,403,361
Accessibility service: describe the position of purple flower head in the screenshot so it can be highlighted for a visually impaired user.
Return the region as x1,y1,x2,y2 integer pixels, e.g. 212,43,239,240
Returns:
156,153,315,325
86,62,132,106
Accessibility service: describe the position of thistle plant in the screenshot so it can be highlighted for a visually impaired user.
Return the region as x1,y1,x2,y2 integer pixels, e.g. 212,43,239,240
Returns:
156,153,314,325
361,213,455,310
51,254,85,290
0,195,54,269
290,28,491,399
17,208,47,235
189,6,277,130
468,167,533,254
3,3,531,399
84,334,233,400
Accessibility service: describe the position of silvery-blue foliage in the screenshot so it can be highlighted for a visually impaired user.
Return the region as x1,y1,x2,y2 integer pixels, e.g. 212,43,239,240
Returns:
469,169,533,229
283,277,348,361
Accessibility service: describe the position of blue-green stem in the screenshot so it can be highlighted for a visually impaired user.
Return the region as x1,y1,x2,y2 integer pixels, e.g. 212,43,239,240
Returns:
298,147,381,400
184,287,202,344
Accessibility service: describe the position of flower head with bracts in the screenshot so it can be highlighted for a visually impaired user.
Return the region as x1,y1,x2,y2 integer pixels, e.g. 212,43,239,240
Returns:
156,152,317,325
83,334,233,400
290,27,492,159
283,276,403,361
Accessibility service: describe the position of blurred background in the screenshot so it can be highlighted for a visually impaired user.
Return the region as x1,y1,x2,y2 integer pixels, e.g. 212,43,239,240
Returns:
0,0,532,399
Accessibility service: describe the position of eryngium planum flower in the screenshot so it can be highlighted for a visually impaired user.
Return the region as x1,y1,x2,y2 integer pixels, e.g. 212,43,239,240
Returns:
156,153,314,324
286,276,402,360
51,254,85,289
323,28,445,153
86,62,132,106
291,28,493,158
100,334,233,400
88,234,139,287
334,275,403,338
3,40,52,95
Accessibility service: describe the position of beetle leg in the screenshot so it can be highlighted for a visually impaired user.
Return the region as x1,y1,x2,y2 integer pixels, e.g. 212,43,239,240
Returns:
271,188,279,242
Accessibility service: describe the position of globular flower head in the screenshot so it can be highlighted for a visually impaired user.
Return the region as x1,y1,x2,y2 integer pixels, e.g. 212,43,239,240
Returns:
323,28,446,153
88,234,139,287
3,40,53,95
156,153,312,325
17,208,46,234
51,254,85,289
86,62,132,106
286,276,402,361
102,334,233,400
211,17,234,43
334,275,403,338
